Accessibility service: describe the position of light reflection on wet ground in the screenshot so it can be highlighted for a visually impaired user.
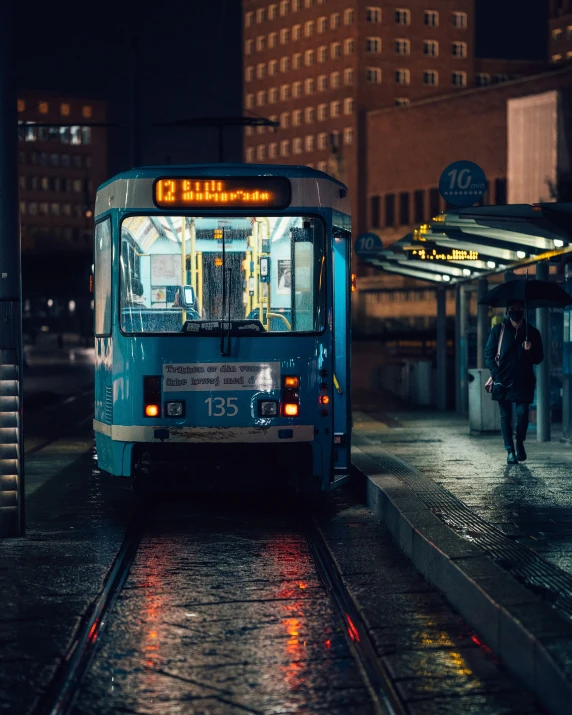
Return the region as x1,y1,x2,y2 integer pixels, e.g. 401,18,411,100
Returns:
72,504,376,715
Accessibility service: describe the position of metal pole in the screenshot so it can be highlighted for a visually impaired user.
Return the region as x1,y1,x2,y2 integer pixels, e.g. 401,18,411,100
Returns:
129,38,142,167
0,0,24,537
455,285,468,415
536,261,551,442
477,278,489,369
436,287,447,410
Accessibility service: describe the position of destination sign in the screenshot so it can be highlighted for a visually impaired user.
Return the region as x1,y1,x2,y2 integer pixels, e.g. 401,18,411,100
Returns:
154,177,291,209
411,248,479,261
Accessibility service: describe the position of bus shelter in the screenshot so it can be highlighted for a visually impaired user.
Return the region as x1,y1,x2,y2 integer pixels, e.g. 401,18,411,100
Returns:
360,203,572,442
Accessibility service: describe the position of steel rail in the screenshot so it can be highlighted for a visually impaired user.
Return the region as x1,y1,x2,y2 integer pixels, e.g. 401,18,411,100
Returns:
304,517,407,715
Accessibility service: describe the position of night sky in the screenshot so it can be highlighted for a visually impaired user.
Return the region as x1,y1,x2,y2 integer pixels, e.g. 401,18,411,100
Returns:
15,0,548,180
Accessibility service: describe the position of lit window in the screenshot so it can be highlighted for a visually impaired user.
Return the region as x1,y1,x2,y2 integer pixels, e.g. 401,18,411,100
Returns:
567,50,572,59
331,42,341,58
343,97,354,114
245,147,254,162
552,28,563,41
318,132,328,149
257,63,266,79
366,37,382,53
245,126,253,136
245,94,254,109
305,106,315,123
331,13,341,29
280,56,290,72
293,53,302,68
269,4,278,20
293,0,301,10
280,139,290,156
256,36,266,51
318,103,328,120
60,103,71,117
330,71,340,88
305,135,315,151
395,8,410,25
280,112,290,128
318,45,328,62
452,41,467,58
280,28,290,43
293,137,303,154
245,66,254,81
423,70,438,86
269,32,277,48
318,16,327,32
280,0,290,16
344,9,354,25
305,0,314,7
344,67,354,85
452,71,467,87
293,81,303,97
293,24,302,40
306,162,314,168
366,6,382,23
424,40,438,56
256,7,266,23
366,67,382,83
318,160,327,172
330,100,341,117
269,88,279,103
424,10,439,27
293,109,303,125
395,68,410,85
568,26,572,40
39,201,49,216
395,38,410,55
476,73,490,86
453,11,467,29
269,142,278,158
552,54,563,62
246,40,254,54
344,127,353,145
305,49,315,66
318,74,328,90
269,60,278,76
257,145,266,160
17,98,25,112
50,202,60,216
305,21,314,37
38,101,49,114
305,78,315,94
19,201,26,214
344,38,355,55
245,11,254,27
281,84,290,100
257,90,266,106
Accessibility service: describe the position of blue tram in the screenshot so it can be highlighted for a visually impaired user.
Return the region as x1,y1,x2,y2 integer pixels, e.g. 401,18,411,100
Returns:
93,165,352,491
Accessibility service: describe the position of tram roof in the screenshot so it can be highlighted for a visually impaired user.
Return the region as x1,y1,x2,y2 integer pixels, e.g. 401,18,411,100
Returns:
95,164,350,218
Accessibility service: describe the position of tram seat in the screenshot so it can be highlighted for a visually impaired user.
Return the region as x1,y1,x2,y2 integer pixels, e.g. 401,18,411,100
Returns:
246,308,292,331
121,308,200,332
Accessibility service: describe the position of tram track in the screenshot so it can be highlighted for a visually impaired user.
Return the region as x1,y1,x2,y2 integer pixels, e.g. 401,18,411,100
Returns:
34,494,407,715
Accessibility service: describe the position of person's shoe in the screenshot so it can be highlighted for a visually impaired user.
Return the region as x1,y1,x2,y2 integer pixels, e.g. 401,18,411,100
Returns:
507,450,519,465
516,441,527,462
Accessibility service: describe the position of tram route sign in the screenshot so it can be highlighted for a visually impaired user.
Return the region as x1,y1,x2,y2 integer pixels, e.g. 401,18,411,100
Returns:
354,232,383,260
439,161,487,208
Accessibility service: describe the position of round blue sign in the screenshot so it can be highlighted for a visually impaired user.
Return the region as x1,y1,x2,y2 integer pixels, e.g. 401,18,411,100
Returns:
439,161,487,208
354,232,383,259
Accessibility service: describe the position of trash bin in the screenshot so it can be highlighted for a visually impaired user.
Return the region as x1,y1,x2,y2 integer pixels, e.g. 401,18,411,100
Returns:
410,361,432,406
468,369,500,433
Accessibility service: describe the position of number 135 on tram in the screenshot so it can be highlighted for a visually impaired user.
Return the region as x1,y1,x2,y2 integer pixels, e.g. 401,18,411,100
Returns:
92,164,352,491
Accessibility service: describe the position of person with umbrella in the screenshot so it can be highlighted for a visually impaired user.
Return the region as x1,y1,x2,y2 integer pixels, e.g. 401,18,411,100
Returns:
485,300,543,463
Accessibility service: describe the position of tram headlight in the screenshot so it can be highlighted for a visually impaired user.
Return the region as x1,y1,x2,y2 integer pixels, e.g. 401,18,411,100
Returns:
165,401,185,417
259,400,279,417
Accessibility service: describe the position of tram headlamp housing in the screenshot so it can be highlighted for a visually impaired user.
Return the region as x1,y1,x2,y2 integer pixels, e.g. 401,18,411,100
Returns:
259,400,279,417
165,401,185,417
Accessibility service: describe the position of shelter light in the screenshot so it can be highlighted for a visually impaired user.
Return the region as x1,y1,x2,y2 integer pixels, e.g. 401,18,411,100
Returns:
517,251,526,259
47,298,54,307
487,261,496,269
442,275,451,282
462,269,471,276
554,239,565,248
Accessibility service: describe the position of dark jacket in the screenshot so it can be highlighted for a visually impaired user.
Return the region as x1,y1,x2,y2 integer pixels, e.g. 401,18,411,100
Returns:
484,319,544,403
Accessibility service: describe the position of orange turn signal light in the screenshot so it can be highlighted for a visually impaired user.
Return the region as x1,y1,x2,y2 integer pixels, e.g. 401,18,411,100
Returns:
284,376,300,388
319,395,330,405
284,403,299,417
351,274,357,292
145,404,160,417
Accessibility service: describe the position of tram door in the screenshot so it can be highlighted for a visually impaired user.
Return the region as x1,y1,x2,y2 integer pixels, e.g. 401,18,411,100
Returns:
332,227,351,476
202,253,245,320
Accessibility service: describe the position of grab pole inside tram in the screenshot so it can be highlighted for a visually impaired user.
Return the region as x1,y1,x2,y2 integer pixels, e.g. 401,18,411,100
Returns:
0,0,24,537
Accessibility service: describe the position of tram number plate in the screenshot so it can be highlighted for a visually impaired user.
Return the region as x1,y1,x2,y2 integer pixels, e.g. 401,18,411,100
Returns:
205,397,238,417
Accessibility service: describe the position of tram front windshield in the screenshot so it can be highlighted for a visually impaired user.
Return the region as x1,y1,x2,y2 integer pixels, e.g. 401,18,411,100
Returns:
120,215,325,334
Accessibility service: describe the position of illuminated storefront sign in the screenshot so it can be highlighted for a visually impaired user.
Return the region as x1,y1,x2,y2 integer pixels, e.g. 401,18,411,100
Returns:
154,177,291,209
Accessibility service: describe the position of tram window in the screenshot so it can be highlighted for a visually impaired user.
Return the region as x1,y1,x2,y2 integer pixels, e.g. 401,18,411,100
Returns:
95,218,112,337
119,215,326,334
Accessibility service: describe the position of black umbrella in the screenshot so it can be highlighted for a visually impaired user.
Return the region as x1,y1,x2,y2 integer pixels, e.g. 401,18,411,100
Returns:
478,279,572,309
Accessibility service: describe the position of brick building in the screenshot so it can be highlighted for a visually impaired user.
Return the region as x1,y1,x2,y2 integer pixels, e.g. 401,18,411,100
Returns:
549,0,572,63
242,0,476,238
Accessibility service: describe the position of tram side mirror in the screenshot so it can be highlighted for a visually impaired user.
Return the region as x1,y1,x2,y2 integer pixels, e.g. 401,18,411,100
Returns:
182,286,195,307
